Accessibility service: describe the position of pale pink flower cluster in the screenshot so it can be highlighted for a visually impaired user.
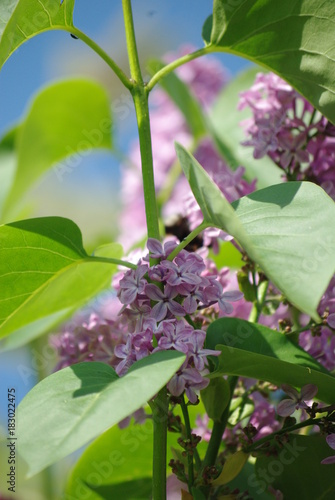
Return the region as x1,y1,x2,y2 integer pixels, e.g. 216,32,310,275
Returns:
239,72,335,197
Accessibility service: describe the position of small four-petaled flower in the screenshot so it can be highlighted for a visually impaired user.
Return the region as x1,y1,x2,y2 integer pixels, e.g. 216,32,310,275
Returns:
276,384,318,417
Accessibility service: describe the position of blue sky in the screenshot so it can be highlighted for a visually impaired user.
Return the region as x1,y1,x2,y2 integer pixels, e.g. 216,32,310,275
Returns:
0,0,248,134
0,1,249,246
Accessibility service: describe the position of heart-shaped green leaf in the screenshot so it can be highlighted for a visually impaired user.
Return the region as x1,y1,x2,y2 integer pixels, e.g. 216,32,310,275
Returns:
0,0,75,70
0,216,122,341
205,0,335,123
2,79,113,220
18,351,185,476
206,318,335,404
176,143,335,320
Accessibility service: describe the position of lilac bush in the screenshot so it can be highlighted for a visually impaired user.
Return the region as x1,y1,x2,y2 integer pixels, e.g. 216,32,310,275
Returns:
1,2,335,500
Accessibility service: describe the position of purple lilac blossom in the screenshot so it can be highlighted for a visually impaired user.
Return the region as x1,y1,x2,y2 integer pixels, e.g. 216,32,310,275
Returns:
321,434,335,465
299,275,335,371
112,239,243,401
50,302,128,371
247,391,281,440
276,384,318,417
239,72,335,196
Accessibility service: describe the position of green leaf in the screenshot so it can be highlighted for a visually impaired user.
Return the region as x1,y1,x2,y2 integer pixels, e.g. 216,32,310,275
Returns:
212,451,249,486
0,216,122,340
255,435,335,499
228,461,273,499
206,0,335,124
84,479,153,500
0,0,75,70
175,143,335,319
148,59,206,139
208,66,282,188
175,142,249,238
201,377,230,421
206,318,335,404
231,182,335,320
2,79,113,220
209,241,244,270
65,422,155,500
0,127,17,219
18,351,186,477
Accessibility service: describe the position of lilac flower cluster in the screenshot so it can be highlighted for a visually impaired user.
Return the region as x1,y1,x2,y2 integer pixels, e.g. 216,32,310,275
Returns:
299,275,335,371
50,308,127,371
239,72,335,197
114,239,243,402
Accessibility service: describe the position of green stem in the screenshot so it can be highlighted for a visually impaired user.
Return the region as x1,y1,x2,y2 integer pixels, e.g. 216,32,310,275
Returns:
122,0,160,243
202,376,238,469
248,279,269,323
167,222,208,261
68,26,132,90
122,2,163,497
245,417,322,453
150,388,169,500
180,395,195,491
90,256,137,269
147,47,212,92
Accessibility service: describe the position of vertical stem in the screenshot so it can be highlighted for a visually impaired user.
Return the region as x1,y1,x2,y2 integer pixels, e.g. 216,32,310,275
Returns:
122,0,160,241
132,90,160,241
202,376,238,469
150,388,168,500
180,395,194,491
248,279,269,323
122,1,164,497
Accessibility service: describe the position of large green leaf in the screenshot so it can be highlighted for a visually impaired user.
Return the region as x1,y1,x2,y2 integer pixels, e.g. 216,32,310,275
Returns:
206,318,335,404
231,182,335,320
148,59,206,139
205,0,335,124
2,79,113,220
0,0,75,70
0,216,122,339
255,435,335,499
65,423,155,500
18,351,186,476
208,66,282,188
175,143,335,320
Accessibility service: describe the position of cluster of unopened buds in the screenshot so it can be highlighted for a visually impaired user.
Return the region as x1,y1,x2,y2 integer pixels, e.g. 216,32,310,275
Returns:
113,238,243,402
